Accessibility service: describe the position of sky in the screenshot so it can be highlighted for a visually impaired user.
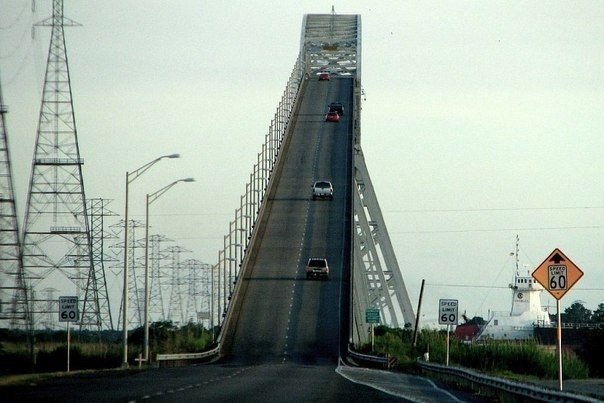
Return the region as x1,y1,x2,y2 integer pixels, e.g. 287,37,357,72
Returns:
1,0,603,327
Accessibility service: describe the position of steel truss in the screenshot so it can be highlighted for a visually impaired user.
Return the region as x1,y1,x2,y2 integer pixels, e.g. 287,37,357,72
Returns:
352,149,416,345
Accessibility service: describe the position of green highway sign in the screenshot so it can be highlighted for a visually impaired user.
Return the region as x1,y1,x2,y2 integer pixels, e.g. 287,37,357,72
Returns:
365,308,380,324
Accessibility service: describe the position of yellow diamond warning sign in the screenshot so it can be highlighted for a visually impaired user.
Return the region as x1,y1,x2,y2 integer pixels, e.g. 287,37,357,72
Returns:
532,248,584,300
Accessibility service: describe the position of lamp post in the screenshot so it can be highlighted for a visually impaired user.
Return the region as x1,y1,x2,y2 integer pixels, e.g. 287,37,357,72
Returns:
122,154,180,367
144,177,195,362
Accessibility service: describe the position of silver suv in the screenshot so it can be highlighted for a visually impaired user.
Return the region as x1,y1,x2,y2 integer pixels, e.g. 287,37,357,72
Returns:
312,180,333,200
305,258,329,280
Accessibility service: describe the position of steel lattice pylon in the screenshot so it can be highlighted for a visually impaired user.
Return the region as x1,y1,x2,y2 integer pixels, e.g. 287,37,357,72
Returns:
148,234,171,322
126,219,144,328
0,75,29,330
182,259,207,324
82,199,117,330
166,246,190,325
114,219,147,330
21,1,97,330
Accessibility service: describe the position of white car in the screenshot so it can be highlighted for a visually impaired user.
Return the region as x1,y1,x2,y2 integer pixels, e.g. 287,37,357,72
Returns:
312,180,333,200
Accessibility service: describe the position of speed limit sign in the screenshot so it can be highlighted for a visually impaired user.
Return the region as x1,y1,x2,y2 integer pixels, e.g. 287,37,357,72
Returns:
532,248,583,300
438,299,458,325
59,296,79,322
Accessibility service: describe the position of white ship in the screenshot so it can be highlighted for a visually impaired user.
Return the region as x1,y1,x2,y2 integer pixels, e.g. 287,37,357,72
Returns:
476,238,551,341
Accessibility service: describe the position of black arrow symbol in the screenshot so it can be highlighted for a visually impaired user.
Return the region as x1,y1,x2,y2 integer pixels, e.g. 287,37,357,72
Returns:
549,252,565,264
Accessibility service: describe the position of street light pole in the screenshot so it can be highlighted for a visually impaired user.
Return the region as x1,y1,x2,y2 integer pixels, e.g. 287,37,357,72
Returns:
144,177,195,363
122,153,180,368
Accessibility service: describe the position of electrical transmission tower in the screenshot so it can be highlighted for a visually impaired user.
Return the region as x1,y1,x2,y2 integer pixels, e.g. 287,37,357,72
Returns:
182,259,207,324
166,246,190,325
81,199,117,330
148,234,171,322
127,220,144,328
0,74,29,330
21,1,96,330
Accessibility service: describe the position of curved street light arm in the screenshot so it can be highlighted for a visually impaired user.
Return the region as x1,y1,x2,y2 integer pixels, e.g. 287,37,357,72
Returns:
147,177,195,206
127,153,180,184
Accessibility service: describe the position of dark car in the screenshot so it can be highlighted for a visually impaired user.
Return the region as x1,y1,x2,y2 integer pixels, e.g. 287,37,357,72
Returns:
328,102,344,115
318,71,330,81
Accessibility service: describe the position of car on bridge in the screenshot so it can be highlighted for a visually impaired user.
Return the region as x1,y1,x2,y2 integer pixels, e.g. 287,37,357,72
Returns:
318,71,330,81
312,180,333,200
325,111,340,122
305,257,329,280
328,102,344,115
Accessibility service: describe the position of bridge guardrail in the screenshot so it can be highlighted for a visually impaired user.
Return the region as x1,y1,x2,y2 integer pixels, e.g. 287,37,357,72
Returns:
347,345,395,369
346,348,600,401
417,360,601,403
155,346,220,367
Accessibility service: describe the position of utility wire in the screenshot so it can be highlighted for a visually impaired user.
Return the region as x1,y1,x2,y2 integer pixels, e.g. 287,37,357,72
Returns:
386,206,604,213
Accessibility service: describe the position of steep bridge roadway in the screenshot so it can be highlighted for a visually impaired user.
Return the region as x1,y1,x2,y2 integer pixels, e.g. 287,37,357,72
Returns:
221,76,354,365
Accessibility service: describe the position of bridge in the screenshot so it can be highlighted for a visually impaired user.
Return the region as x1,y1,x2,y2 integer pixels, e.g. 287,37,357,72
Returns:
3,6,602,401
211,12,415,360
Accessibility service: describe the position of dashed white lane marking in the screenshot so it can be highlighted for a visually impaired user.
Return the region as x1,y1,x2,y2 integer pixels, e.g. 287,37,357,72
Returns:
282,132,321,361
135,367,250,402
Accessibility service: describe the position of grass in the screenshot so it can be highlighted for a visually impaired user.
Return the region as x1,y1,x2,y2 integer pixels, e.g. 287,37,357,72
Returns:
0,321,216,376
364,327,589,380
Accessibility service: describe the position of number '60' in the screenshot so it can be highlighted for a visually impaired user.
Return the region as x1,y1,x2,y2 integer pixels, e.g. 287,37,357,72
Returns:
441,313,456,322
550,275,567,289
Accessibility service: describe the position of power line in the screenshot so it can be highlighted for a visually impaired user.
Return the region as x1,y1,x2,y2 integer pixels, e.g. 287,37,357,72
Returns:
426,283,604,292
391,225,602,235
386,206,604,214
0,1,29,30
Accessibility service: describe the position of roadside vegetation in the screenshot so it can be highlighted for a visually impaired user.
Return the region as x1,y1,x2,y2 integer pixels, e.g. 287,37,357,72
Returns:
0,321,216,376
361,326,592,380
359,302,604,380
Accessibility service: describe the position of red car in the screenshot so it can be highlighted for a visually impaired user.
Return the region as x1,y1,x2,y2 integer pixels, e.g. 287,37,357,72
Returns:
318,71,330,81
325,111,340,122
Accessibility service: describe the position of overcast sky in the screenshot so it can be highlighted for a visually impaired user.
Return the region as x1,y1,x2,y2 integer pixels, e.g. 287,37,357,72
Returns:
1,0,602,325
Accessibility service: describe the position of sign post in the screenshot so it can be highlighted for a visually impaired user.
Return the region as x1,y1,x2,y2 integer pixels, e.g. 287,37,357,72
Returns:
532,248,584,391
365,308,380,351
59,296,79,372
438,299,458,366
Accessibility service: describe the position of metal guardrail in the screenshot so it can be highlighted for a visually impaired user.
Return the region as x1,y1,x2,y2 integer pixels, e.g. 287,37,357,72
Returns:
155,346,220,367
347,346,395,369
417,360,602,403
347,348,600,401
